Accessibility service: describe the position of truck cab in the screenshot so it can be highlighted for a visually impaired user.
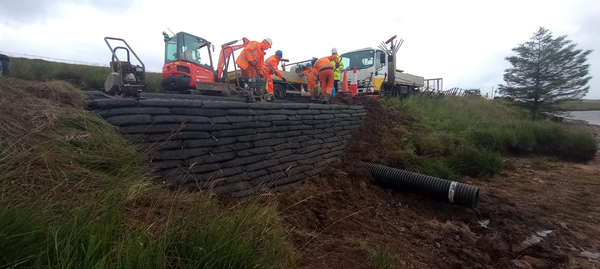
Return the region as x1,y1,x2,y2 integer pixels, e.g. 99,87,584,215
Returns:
340,47,424,93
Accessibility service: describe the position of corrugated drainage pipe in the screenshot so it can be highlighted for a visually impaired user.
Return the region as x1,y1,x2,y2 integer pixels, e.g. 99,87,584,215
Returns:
357,162,479,209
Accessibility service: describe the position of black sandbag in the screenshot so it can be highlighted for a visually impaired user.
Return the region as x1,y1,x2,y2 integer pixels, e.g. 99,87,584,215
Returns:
302,120,321,125
153,115,211,124
323,150,344,160
246,159,280,172
253,138,286,147
290,114,315,120
284,165,312,177
349,105,363,110
226,109,265,116
324,127,345,133
256,126,289,133
138,99,203,108
343,125,359,130
255,115,288,122
86,99,138,110
336,130,353,136
332,105,350,110
246,169,269,180
155,147,210,160
124,134,150,143
136,140,182,151
94,107,172,117
323,141,343,149
211,116,255,124
105,114,155,126
265,149,294,160
149,131,211,142
273,130,302,138
288,125,314,131
319,110,337,114
313,133,335,139
184,124,233,131
237,146,273,157
211,129,257,138
120,124,182,134
204,152,237,164
307,104,332,110
314,114,335,120
233,121,272,129
267,162,297,173
286,136,311,143
352,112,368,117
171,108,227,117
282,103,309,110
183,137,236,148
273,142,301,151
221,154,265,168
325,118,344,123
189,163,222,173
299,155,324,165
305,148,330,158
315,123,335,129
299,139,324,147
247,103,283,110
301,129,323,135
294,144,321,154
331,145,346,152
296,110,321,115
264,110,297,115
202,101,249,109
211,142,254,153
279,154,305,164
237,133,275,143
337,120,361,127
272,120,302,126
324,136,343,143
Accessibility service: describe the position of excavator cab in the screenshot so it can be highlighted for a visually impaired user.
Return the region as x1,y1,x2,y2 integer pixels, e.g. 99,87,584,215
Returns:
161,31,217,91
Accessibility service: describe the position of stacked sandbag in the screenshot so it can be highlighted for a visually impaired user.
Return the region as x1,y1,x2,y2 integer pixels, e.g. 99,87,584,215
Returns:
87,98,366,196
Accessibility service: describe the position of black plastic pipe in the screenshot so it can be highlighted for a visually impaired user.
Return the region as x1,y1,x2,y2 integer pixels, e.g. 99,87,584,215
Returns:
357,162,479,209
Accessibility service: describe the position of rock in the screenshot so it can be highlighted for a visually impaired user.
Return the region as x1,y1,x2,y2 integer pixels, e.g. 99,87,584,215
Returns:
512,243,528,253
512,259,533,269
522,255,551,269
559,222,568,229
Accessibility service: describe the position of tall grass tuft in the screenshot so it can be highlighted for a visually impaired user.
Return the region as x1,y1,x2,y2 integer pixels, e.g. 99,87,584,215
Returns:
382,96,597,178
8,57,163,92
0,78,295,268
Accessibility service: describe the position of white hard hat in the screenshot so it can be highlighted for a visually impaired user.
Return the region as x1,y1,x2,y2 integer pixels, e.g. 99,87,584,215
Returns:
264,38,273,46
331,47,338,53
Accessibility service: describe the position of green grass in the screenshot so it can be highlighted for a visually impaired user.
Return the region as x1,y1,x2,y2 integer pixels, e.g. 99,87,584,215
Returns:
368,249,401,269
8,57,162,92
552,99,600,111
0,79,295,268
382,96,597,179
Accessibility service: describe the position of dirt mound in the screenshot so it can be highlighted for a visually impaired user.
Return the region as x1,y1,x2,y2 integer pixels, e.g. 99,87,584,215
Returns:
276,98,599,268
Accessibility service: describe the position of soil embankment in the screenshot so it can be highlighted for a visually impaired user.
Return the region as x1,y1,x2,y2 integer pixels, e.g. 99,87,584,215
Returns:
278,98,600,268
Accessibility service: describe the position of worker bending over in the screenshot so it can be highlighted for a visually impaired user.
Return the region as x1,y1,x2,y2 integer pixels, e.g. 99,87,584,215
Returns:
331,48,344,91
263,50,286,96
235,38,273,78
301,62,318,98
312,54,338,103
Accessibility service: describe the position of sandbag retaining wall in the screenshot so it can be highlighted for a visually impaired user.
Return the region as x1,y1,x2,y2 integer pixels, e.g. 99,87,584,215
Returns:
86,98,366,196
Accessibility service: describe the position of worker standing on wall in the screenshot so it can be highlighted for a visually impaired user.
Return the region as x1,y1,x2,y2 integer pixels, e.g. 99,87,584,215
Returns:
331,48,343,92
312,54,338,103
301,62,318,98
263,50,286,97
235,38,273,78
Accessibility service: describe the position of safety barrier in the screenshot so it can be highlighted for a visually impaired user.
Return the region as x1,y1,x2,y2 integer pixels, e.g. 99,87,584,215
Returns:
87,97,366,196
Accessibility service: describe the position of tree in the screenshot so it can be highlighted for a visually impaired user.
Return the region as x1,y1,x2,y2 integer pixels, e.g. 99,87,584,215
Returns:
499,27,593,112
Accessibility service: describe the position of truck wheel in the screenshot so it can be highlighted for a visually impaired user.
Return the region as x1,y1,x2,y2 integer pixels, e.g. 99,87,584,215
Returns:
274,84,285,97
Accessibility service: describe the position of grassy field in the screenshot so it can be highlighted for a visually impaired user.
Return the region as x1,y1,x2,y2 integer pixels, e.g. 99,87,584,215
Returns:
381,96,598,179
552,99,600,111
0,78,295,268
8,57,163,92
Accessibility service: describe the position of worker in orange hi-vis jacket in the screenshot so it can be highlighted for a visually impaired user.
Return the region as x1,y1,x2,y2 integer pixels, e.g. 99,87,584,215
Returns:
301,62,318,98
312,54,338,103
263,50,286,95
235,38,272,78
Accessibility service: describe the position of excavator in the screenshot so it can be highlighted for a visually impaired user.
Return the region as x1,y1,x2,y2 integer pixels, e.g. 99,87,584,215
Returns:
160,31,271,102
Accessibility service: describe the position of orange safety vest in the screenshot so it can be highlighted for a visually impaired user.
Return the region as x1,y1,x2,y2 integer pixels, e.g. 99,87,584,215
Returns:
235,41,266,70
264,55,283,78
314,56,335,72
303,67,318,86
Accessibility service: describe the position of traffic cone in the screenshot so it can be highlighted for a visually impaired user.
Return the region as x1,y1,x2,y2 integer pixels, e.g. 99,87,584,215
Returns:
349,66,358,96
342,69,349,92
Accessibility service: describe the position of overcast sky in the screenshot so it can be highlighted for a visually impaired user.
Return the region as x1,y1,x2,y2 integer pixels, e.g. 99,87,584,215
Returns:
1,0,598,98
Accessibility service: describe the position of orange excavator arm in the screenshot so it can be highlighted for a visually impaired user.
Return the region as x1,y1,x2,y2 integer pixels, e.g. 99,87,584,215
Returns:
216,37,250,78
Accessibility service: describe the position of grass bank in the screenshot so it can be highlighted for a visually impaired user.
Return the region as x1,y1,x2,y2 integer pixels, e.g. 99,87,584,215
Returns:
551,99,600,111
0,78,294,268
8,57,162,91
381,96,598,179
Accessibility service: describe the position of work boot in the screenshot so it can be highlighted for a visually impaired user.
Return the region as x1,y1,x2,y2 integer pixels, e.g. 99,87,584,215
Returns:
321,93,331,104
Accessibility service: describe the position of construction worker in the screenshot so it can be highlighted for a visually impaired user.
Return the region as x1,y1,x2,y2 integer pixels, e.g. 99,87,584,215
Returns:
300,62,318,97
312,54,338,103
235,38,273,78
263,50,286,96
331,48,344,91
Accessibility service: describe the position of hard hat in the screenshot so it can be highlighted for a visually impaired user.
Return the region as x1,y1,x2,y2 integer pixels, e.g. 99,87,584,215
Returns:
306,62,312,66
331,47,338,54
264,38,273,46
275,50,282,58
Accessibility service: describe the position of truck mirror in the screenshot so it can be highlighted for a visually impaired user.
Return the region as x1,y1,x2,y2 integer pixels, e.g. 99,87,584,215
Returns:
380,53,386,63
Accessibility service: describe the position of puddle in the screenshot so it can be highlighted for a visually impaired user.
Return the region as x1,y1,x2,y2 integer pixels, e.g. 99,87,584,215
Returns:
478,219,490,228
523,230,553,247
